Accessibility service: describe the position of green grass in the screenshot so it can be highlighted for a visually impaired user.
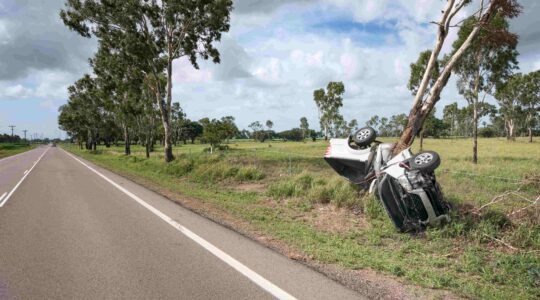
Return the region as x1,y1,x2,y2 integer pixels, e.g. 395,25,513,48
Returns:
0,143,34,159
62,137,540,299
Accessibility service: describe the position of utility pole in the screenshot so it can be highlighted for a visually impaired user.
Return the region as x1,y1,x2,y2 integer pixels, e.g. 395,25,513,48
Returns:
23,130,28,142
9,125,15,137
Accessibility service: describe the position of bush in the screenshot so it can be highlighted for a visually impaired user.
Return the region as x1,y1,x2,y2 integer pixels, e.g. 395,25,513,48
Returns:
164,159,194,177
235,166,265,181
479,127,496,138
191,162,238,183
306,185,332,204
267,181,302,198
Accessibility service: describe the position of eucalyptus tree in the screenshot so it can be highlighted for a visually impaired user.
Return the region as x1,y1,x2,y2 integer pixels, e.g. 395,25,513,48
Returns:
313,81,345,140
59,75,107,150
453,14,518,163
495,74,523,140
248,121,266,142
171,102,186,145
365,115,380,129
61,0,233,162
58,103,85,149
91,42,146,155
221,116,239,143
299,117,309,140
521,70,540,142
393,0,521,155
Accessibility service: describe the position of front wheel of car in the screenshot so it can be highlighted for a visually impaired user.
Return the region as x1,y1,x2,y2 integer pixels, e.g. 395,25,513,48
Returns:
352,126,377,147
410,151,441,172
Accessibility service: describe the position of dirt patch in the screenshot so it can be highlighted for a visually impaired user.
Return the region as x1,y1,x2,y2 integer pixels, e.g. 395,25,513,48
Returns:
234,182,266,193
306,204,367,234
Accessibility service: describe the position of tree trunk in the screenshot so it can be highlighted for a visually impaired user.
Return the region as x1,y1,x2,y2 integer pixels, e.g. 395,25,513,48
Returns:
528,127,533,143
162,32,175,162
123,125,131,155
145,136,150,159
472,105,478,164
393,0,496,156
419,128,424,151
506,119,515,141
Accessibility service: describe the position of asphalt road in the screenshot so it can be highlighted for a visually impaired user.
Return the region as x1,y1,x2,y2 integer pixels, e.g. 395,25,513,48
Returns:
0,146,363,299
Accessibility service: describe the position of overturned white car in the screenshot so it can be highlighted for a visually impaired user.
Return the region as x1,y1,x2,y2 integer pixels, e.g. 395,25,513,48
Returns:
324,126,450,232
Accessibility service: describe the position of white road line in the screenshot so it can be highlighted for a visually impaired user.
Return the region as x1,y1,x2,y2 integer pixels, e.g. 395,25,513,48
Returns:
0,147,50,207
24,169,29,175
0,193,7,203
62,149,296,300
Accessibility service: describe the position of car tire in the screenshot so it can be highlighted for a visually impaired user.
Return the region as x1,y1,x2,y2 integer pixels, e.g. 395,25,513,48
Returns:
352,127,377,147
410,151,441,172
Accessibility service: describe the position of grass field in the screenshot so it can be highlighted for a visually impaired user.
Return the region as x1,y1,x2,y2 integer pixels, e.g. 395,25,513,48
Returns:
0,143,34,159
63,137,540,299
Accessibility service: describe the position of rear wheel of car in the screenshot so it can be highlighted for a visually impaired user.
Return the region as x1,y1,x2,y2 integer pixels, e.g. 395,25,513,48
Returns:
352,127,377,147
410,151,441,172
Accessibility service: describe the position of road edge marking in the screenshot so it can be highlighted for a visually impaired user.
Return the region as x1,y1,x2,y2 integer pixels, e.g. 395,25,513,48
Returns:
0,147,50,207
0,192,7,203
61,149,296,300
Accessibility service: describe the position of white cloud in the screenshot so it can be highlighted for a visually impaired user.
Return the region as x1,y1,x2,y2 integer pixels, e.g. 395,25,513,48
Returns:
323,0,389,23
0,84,32,98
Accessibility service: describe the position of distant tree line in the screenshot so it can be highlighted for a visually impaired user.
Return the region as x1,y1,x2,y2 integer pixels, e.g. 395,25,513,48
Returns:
0,134,22,143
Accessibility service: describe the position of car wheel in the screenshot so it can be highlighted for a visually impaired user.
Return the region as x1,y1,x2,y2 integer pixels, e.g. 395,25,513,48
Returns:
410,151,441,172
352,127,377,147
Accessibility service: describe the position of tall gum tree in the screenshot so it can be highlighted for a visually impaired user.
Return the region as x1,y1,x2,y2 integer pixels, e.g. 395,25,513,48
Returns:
452,14,518,163
521,71,540,142
393,0,521,155
61,0,233,162
313,81,345,140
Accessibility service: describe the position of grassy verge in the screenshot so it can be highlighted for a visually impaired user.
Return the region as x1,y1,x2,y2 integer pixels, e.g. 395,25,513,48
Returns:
0,143,35,159
62,138,539,299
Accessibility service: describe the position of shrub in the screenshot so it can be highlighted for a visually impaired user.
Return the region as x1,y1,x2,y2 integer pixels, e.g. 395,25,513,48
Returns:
332,181,359,208
295,173,314,190
306,185,332,204
267,181,302,198
235,166,265,181
164,159,194,177
192,162,238,183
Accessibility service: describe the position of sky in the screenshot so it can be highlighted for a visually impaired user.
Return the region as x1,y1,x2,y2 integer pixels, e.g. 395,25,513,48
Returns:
1,0,540,139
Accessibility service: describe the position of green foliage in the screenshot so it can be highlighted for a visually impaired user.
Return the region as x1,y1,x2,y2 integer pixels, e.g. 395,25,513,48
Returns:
199,118,230,150
278,128,304,141
314,81,346,139
235,166,265,182
408,49,440,96
478,127,496,137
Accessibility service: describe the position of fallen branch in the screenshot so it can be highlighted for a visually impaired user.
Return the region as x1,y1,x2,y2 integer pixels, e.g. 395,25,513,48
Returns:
508,195,539,217
477,186,523,212
482,234,518,251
